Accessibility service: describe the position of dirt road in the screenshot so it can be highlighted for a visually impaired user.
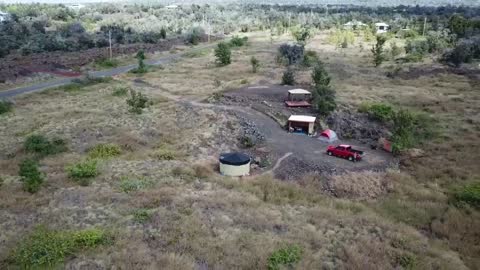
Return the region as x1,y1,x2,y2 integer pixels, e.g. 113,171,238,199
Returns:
0,43,217,99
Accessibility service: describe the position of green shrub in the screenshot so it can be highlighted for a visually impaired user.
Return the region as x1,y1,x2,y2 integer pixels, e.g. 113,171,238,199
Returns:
94,58,119,68
229,36,248,47
454,182,480,208
186,26,205,45
67,160,98,185
0,100,13,115
12,227,108,268
88,144,121,159
359,103,394,122
112,86,129,96
119,177,152,193
312,61,336,115
398,253,417,270
250,56,260,73
132,209,153,223
282,68,295,85
215,42,232,66
153,148,176,160
372,35,387,67
267,245,302,270
24,135,67,157
126,90,149,114
302,50,319,67
391,110,435,153
130,50,148,74
19,159,44,193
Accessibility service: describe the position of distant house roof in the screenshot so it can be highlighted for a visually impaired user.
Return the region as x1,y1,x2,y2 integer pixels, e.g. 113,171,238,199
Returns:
288,115,316,123
165,4,178,9
288,89,311,95
375,22,389,27
344,21,367,26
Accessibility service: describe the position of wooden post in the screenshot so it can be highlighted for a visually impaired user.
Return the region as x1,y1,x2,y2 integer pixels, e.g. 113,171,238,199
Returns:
422,17,427,36
108,30,112,59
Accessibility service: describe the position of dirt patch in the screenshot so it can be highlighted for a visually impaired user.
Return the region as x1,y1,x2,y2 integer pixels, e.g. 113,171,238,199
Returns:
326,171,394,200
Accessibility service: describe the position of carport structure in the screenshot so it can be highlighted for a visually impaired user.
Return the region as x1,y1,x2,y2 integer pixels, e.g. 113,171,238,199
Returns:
285,89,312,107
288,115,316,135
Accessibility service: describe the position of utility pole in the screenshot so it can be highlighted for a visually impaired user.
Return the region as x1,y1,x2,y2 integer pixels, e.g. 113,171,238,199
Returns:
108,30,112,59
422,17,427,36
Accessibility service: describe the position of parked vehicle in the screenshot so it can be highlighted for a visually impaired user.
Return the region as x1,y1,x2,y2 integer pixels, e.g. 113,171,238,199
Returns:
326,144,364,162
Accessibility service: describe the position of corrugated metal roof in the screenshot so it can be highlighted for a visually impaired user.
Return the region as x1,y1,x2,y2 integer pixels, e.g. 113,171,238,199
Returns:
288,115,316,123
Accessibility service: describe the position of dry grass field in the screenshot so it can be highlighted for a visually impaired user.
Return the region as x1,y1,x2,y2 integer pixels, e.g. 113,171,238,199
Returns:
0,31,479,269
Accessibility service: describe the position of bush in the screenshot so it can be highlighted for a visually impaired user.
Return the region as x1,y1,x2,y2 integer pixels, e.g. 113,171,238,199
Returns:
67,160,98,186
119,177,152,193
24,135,67,157
302,50,319,67
186,26,204,45
0,100,13,115
267,245,302,270
359,103,394,122
112,86,129,96
126,90,149,114
250,56,260,73
229,36,248,47
19,159,44,193
130,50,148,74
442,37,480,67
215,42,231,66
88,144,121,159
391,110,435,153
94,58,119,68
153,149,176,160
278,43,304,66
132,209,152,223
282,68,295,85
12,227,108,268
240,135,256,148
454,182,480,208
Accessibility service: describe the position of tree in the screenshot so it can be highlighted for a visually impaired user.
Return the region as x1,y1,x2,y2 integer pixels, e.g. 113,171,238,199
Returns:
160,28,167,39
278,43,304,66
311,61,331,87
250,56,260,73
133,50,147,73
214,42,231,66
19,159,44,193
390,41,402,59
292,26,311,44
372,35,387,67
282,68,295,85
312,61,336,115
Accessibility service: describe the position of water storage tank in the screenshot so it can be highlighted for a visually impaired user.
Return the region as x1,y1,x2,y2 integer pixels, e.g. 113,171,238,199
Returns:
219,152,251,176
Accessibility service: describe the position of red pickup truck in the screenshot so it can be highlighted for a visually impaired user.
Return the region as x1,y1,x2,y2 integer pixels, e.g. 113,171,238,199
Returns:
326,145,364,162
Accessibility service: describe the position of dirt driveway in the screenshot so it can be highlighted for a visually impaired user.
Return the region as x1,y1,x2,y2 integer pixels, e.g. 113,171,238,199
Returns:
141,81,396,180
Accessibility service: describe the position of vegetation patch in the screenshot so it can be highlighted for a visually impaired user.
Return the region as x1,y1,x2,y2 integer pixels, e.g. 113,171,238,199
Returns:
11,227,109,268
66,159,99,186
19,159,45,193
119,177,153,193
453,182,480,208
215,42,232,66
126,89,150,114
0,100,13,115
88,143,121,159
267,244,302,270
24,135,67,157
132,208,153,223
94,58,119,69
359,103,394,122
112,86,129,96
229,36,248,47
